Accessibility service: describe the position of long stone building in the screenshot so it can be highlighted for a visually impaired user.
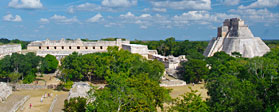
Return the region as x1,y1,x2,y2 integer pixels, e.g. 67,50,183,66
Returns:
203,18,270,58
0,44,21,58
27,38,130,58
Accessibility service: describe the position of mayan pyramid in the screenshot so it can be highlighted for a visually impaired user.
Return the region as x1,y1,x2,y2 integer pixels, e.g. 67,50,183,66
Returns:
203,18,270,58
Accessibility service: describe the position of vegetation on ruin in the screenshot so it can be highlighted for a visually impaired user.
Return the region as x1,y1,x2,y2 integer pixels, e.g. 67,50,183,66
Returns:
0,38,30,49
131,37,208,59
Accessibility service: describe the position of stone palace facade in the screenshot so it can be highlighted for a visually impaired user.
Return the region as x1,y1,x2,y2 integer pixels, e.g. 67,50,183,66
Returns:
27,38,130,58
0,44,21,58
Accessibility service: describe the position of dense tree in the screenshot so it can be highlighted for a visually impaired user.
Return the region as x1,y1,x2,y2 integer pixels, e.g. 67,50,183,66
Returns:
205,48,279,111
181,59,209,83
60,47,165,82
207,74,263,112
0,38,30,49
0,52,41,83
64,97,87,112
40,54,59,73
131,37,208,59
87,73,171,112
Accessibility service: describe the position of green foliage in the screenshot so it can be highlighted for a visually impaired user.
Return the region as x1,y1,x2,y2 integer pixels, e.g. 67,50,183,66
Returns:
0,52,41,83
60,47,165,82
207,74,262,112
168,88,209,112
23,74,36,84
231,51,242,58
63,81,74,90
101,38,126,41
181,59,209,83
87,73,171,112
131,37,208,59
64,97,87,112
205,48,279,111
0,38,30,49
8,72,21,83
40,54,58,73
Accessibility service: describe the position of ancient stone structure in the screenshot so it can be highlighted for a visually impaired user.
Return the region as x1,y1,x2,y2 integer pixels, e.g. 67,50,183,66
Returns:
150,55,187,78
27,38,130,58
122,44,158,58
204,18,270,58
68,82,91,100
0,82,12,102
160,79,186,87
0,44,21,58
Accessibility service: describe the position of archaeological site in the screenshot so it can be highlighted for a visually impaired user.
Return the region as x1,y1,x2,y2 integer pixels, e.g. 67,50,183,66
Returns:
204,18,270,58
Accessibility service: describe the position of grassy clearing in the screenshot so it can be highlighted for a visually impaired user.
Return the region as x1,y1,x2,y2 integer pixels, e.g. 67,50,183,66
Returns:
166,83,208,100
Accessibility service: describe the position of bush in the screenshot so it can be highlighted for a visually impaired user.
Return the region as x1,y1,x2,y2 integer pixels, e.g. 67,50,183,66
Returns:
40,54,59,74
64,97,87,112
23,74,36,84
63,81,74,90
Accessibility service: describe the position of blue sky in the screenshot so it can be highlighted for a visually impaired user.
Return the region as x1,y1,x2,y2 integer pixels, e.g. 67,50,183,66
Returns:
0,0,278,41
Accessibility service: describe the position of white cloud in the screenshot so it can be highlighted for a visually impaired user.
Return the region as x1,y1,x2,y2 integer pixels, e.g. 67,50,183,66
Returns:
218,0,240,6
67,2,115,13
50,14,79,24
230,8,279,23
139,14,152,18
172,11,238,26
152,8,167,12
39,18,49,23
3,14,22,22
102,0,137,7
87,13,104,23
150,0,211,10
120,12,135,18
119,12,172,28
239,0,279,9
8,0,43,9
104,22,122,27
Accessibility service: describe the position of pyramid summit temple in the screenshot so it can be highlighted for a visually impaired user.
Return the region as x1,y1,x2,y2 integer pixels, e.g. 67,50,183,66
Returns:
203,18,270,58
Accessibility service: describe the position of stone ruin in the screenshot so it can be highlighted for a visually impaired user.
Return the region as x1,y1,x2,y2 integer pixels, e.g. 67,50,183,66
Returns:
68,82,91,100
0,82,12,102
150,55,187,78
203,18,270,58
27,38,130,58
0,44,21,58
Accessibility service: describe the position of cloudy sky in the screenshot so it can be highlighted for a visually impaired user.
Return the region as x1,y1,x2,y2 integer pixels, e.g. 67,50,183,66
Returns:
0,0,278,41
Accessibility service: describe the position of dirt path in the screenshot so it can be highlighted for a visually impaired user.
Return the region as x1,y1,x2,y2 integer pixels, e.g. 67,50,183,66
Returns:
15,89,68,112
52,92,68,112
0,93,26,112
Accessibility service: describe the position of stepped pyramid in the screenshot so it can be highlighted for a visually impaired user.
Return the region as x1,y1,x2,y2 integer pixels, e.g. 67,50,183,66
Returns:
203,18,270,58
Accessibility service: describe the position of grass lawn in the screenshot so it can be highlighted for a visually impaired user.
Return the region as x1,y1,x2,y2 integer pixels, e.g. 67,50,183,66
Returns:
166,83,208,100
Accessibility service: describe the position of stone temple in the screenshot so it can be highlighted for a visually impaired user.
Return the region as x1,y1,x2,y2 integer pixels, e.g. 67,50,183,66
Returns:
203,18,270,58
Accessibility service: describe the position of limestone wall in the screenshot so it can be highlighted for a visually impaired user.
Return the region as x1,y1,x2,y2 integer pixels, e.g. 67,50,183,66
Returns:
68,82,91,100
0,44,21,58
27,38,130,57
122,44,149,58
0,82,12,102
